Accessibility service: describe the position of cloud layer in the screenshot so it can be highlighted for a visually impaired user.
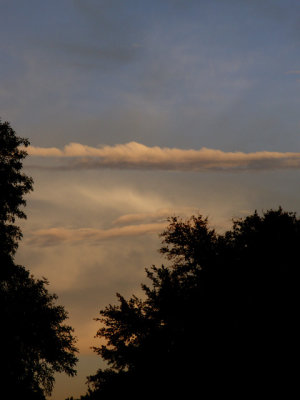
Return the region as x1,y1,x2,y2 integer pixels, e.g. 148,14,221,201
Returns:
27,222,167,247
27,141,300,171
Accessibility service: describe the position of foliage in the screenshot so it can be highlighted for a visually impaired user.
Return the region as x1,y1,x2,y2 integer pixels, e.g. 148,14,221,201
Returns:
0,257,78,398
75,207,299,398
0,119,78,398
0,118,33,256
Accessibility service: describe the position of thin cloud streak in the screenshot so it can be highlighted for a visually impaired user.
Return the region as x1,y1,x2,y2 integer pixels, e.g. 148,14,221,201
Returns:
27,222,167,247
27,142,300,171
113,207,199,225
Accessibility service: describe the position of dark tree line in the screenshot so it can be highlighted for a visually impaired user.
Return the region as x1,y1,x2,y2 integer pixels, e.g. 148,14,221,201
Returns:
72,208,299,399
0,119,78,399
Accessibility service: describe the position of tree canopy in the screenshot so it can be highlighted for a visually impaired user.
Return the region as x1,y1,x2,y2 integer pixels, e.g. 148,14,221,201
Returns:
1,260,78,398
75,208,299,399
0,119,78,399
0,119,33,256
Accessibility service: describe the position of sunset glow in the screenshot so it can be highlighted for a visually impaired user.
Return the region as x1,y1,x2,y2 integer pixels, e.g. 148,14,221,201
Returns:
1,1,300,399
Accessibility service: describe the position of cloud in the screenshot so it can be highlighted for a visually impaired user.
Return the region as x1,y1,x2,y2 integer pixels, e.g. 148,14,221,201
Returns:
113,207,200,225
27,142,300,171
27,222,167,247
48,0,143,71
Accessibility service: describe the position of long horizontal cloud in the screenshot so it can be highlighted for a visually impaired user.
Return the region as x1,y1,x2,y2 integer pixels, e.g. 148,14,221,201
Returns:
27,222,167,247
27,141,300,171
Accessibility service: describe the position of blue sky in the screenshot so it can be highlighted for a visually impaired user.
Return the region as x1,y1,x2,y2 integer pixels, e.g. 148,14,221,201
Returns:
1,1,300,399
2,0,300,150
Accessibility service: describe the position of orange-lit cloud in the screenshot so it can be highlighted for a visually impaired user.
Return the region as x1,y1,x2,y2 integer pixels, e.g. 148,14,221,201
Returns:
113,207,199,225
27,142,300,171
27,222,167,246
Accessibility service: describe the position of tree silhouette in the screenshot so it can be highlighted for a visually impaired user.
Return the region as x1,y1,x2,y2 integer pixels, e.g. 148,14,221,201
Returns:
75,208,299,399
0,119,33,256
0,119,78,399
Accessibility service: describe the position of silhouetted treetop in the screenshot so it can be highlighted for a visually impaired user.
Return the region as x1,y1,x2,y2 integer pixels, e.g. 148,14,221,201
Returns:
75,207,299,399
0,118,78,399
159,215,217,269
0,119,33,255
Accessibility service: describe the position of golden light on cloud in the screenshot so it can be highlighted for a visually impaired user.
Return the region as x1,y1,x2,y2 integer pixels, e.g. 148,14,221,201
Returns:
112,207,198,225
27,222,167,246
27,142,300,171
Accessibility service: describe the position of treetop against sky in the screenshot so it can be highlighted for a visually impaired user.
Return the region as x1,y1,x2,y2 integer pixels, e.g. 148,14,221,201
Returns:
1,1,300,399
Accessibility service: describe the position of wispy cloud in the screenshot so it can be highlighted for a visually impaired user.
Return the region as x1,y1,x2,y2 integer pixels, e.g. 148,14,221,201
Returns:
113,207,199,225
27,142,300,171
27,222,167,247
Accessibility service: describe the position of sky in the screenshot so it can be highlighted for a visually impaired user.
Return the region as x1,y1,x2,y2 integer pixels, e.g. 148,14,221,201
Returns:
1,0,300,398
